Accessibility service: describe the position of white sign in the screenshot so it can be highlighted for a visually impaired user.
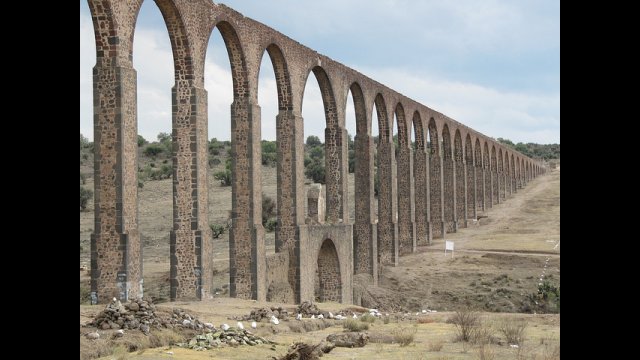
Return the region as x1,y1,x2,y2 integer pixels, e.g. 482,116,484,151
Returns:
445,241,454,257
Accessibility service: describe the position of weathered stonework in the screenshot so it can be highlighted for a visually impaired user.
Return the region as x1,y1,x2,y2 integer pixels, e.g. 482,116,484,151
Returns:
87,0,544,305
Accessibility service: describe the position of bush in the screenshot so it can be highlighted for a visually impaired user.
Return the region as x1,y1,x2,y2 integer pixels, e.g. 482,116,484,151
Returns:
209,157,221,167
498,320,527,345
264,218,277,232
449,308,480,342
343,319,369,332
210,224,226,239
144,143,165,157
262,194,276,224
428,340,444,352
360,314,376,323
80,186,93,211
138,135,148,147
392,326,417,347
304,160,325,184
214,170,231,186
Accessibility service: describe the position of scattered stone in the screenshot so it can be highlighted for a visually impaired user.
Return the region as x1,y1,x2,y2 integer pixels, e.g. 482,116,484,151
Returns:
85,331,100,340
178,328,273,350
326,332,369,348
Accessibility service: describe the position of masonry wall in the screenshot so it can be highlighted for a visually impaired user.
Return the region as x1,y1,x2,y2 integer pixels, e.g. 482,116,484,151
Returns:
87,0,544,305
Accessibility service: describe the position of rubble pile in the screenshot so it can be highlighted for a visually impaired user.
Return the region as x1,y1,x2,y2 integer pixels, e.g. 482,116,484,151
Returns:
235,306,290,322
86,298,207,334
179,328,273,350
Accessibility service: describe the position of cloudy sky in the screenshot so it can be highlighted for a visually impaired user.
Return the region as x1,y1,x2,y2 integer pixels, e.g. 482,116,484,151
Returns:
80,0,559,144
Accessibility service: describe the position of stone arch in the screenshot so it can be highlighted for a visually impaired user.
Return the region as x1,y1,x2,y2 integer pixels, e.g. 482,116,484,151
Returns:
303,66,342,222
315,239,342,302
413,111,429,245
213,21,249,99
262,44,293,111
395,103,408,147
350,83,367,135
395,103,413,254
454,129,465,228
442,124,455,233
375,94,390,141
428,118,443,238
464,134,475,219
474,138,484,212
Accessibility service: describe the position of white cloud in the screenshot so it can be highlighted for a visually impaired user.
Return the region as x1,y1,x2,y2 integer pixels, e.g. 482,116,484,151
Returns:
361,67,559,144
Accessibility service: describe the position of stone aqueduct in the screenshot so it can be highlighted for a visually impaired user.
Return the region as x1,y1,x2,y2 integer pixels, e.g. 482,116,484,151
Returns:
87,0,545,305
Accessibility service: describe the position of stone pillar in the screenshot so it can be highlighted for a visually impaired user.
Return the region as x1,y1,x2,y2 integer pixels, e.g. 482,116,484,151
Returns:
397,145,416,254
414,146,431,246
169,85,211,301
456,158,466,228
324,126,346,223
467,160,476,220
353,133,377,283
91,64,142,304
477,165,485,213
443,155,456,234
430,152,444,238
307,185,325,223
275,110,305,302
229,100,266,301
377,140,398,266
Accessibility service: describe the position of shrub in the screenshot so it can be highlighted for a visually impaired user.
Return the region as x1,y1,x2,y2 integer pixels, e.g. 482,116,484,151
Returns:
449,308,480,342
264,218,277,232
304,160,325,184
360,314,376,323
383,316,390,324
475,343,495,360
80,186,93,211
417,317,435,324
428,340,444,352
143,143,165,157
214,170,231,186
261,192,277,225
498,319,527,346
209,157,221,167
138,135,148,147
343,319,369,332
392,326,417,347
210,224,226,239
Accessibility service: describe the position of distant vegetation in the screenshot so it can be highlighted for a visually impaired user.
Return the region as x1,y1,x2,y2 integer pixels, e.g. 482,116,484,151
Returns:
80,131,558,213
497,138,560,160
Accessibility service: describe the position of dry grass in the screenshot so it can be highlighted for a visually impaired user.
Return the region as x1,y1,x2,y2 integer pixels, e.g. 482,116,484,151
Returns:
475,343,496,360
344,319,369,331
417,317,435,324
428,340,444,351
392,326,417,347
449,308,481,342
498,319,527,345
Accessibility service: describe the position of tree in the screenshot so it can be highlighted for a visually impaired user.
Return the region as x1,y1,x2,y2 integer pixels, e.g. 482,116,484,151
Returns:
306,135,322,147
137,135,148,147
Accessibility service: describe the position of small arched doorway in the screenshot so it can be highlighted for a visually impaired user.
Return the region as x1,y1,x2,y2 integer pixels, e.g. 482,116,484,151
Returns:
315,239,342,302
